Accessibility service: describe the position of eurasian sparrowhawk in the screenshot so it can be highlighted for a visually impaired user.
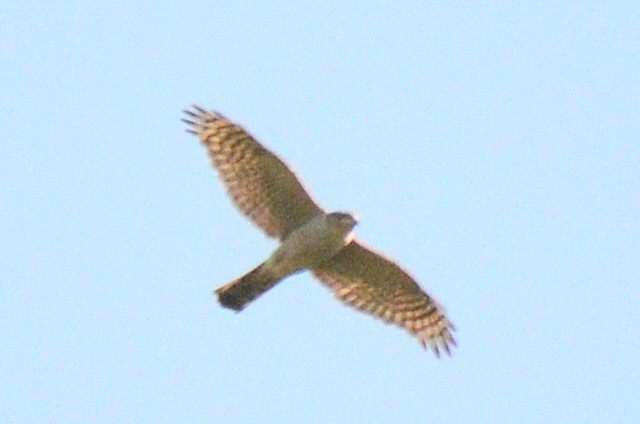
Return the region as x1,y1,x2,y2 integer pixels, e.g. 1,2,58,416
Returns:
183,105,456,356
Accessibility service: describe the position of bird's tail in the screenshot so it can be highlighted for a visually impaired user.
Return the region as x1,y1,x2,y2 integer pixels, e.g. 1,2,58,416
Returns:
214,264,280,311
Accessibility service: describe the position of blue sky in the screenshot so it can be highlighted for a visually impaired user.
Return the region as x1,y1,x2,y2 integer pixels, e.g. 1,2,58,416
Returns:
2,2,638,423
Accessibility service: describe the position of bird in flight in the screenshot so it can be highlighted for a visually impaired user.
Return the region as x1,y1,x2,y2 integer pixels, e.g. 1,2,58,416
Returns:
183,105,456,356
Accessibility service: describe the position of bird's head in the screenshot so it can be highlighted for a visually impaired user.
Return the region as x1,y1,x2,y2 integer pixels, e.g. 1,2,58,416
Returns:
327,212,359,233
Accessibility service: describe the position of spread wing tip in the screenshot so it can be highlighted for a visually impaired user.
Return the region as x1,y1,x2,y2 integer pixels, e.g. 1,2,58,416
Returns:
420,330,456,357
182,106,228,136
182,105,226,121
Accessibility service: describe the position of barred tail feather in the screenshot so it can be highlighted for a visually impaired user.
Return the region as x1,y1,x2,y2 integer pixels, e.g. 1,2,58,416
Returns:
214,264,280,311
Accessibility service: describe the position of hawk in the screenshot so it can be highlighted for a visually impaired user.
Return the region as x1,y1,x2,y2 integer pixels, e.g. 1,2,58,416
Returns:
183,106,456,356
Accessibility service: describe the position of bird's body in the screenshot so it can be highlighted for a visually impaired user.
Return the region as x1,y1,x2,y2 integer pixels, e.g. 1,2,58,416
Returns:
216,212,357,310
183,106,456,356
268,213,357,274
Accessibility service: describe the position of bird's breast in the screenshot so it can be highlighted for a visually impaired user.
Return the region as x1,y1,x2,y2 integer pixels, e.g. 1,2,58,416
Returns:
267,215,351,276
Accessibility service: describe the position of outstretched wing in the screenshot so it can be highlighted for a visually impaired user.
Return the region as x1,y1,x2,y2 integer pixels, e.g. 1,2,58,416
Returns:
183,106,324,240
312,241,456,356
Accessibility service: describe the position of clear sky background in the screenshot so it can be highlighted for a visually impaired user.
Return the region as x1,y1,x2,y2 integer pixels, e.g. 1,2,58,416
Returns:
2,2,638,423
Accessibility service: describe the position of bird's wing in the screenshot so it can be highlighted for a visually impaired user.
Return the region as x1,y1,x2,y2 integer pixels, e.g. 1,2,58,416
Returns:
183,106,324,240
312,241,456,356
